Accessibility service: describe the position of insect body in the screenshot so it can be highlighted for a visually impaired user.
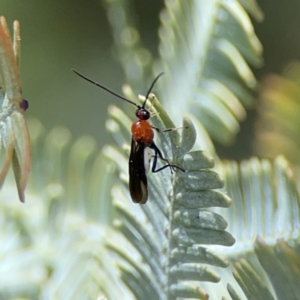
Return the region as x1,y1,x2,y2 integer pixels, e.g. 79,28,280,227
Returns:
73,70,186,204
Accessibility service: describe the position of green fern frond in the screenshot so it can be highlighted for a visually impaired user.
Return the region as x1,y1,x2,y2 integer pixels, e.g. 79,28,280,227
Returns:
229,237,300,299
0,2,282,300
222,156,299,249
104,93,234,299
220,156,300,299
0,118,132,300
0,108,234,299
103,0,263,148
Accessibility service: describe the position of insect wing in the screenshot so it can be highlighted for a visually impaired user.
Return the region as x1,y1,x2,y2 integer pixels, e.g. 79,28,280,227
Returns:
143,146,152,173
129,138,148,204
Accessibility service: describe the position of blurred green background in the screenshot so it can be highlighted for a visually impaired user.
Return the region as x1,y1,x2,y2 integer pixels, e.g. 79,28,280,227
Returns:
1,0,300,159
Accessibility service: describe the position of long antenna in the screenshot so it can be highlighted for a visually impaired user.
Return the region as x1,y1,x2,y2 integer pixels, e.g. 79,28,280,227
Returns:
143,72,164,108
72,69,138,107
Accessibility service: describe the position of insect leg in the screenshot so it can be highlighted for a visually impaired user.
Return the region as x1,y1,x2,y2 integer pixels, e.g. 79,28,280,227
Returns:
152,125,187,133
150,142,186,173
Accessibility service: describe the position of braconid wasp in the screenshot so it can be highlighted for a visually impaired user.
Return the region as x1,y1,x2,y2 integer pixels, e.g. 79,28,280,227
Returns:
73,70,186,204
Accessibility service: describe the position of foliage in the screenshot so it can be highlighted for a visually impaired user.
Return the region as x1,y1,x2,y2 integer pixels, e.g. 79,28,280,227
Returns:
0,17,30,203
1,1,300,300
255,61,300,163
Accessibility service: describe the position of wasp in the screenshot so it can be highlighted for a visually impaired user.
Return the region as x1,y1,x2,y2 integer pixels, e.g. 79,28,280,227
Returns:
73,70,186,204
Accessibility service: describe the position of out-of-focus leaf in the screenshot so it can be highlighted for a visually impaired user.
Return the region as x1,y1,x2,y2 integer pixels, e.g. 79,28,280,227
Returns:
231,257,275,300
0,118,131,300
0,17,30,202
218,156,300,299
222,156,299,249
229,237,300,300
255,61,300,164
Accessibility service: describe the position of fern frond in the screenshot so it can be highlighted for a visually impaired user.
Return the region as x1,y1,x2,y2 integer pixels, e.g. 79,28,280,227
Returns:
0,113,227,299
103,0,263,149
222,156,299,248
219,156,300,299
0,2,271,299
156,0,262,147
229,237,300,299
0,119,131,299
104,94,234,299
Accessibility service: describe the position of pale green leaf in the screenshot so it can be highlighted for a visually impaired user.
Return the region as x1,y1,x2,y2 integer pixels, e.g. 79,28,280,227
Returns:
220,156,300,299
103,0,263,148
104,95,235,299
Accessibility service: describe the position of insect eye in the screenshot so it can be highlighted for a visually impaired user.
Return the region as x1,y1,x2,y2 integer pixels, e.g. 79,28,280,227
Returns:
142,109,150,119
136,109,150,120
20,99,29,111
